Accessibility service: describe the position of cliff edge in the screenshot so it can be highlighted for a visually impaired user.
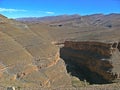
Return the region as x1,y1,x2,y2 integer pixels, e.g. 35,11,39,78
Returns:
60,41,120,83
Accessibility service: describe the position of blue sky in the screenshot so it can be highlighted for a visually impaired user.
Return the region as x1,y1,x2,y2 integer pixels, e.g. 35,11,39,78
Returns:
0,0,120,18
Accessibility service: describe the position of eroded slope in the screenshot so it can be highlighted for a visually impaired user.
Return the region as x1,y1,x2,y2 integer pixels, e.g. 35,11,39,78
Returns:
0,14,72,89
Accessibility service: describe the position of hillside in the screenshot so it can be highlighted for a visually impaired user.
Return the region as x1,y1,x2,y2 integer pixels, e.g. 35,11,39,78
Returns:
17,13,120,42
0,14,72,90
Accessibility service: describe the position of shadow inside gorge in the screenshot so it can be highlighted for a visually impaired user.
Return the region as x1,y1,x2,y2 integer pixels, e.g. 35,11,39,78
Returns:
60,47,112,84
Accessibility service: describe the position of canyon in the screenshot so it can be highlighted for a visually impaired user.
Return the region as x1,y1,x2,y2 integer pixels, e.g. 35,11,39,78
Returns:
60,41,120,84
0,13,120,89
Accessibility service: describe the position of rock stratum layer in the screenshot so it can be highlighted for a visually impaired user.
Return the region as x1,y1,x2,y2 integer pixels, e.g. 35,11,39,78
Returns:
60,41,120,83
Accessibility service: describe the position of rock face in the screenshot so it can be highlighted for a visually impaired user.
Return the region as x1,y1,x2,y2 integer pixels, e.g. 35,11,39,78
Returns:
60,41,120,83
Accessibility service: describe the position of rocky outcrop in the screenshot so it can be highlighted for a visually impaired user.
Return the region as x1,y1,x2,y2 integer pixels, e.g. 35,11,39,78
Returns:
60,41,120,83
118,42,120,51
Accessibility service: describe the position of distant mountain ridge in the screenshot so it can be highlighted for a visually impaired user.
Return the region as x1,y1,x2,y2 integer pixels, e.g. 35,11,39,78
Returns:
16,13,120,28
16,13,120,22
16,14,81,22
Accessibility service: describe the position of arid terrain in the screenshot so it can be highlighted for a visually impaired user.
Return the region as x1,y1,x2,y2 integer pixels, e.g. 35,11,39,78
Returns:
0,13,120,90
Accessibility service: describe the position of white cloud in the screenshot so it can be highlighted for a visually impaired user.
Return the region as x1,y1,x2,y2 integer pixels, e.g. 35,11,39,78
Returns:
0,8,27,12
38,11,55,14
45,11,55,14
